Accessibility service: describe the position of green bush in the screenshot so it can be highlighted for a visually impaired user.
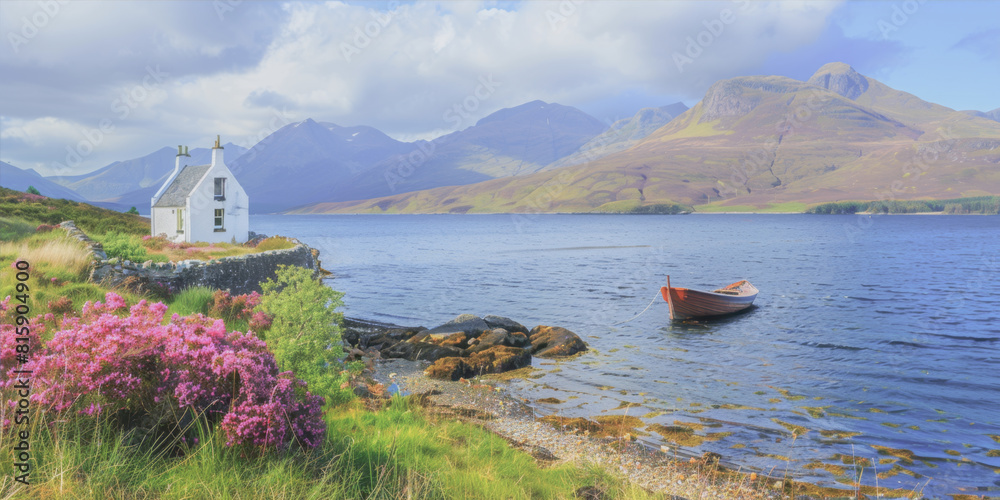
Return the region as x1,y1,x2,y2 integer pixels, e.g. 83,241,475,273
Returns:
100,232,152,262
258,265,351,405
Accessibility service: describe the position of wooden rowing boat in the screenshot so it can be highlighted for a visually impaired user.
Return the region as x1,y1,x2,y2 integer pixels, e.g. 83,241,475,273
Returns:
660,275,758,320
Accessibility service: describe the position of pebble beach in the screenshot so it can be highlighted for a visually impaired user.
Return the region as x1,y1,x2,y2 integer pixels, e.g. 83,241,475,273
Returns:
371,358,795,500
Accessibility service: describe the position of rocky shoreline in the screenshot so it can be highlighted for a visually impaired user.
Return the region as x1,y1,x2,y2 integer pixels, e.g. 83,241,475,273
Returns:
343,316,785,500
343,314,588,381
342,317,916,500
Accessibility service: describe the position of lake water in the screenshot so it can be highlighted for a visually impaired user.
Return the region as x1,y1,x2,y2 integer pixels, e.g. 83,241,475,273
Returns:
253,213,999,497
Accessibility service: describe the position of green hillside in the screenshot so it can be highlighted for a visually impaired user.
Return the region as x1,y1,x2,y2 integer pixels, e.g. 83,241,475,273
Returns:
0,186,149,236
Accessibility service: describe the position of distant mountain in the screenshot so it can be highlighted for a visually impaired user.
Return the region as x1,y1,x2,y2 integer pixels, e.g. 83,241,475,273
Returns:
426,100,607,177
225,119,416,213
962,107,1000,123
0,161,87,201
289,63,1000,214
546,103,688,169
97,101,605,214
48,143,248,202
323,100,605,207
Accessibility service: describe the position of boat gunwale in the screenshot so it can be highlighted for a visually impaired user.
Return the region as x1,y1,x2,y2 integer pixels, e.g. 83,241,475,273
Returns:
662,276,758,320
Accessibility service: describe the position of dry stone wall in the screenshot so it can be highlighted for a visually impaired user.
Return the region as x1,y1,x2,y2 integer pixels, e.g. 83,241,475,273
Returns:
59,221,325,295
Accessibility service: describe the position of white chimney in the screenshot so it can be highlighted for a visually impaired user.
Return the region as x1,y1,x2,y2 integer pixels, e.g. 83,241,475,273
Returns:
211,135,224,166
174,145,190,175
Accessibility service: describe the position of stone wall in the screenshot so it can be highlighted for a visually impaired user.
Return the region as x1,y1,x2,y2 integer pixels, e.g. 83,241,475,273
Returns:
60,221,325,295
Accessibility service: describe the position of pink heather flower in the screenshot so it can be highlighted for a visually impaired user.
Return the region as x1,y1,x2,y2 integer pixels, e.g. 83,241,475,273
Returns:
104,293,127,311
0,295,325,451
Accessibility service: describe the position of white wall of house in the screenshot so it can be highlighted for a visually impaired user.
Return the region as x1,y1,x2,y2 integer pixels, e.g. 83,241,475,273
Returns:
151,206,184,242
185,149,249,244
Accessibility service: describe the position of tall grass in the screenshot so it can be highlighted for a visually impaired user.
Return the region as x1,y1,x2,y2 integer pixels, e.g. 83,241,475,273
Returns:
0,231,101,318
0,232,91,279
166,286,216,318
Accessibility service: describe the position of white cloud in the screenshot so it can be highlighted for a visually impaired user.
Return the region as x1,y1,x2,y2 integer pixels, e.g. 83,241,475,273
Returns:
1,0,851,175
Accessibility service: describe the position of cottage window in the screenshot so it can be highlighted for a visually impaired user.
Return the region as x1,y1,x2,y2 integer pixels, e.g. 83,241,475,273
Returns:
177,208,184,233
214,178,226,201
214,209,225,231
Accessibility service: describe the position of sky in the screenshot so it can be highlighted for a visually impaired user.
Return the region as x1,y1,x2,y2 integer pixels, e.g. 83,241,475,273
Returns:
1,0,998,177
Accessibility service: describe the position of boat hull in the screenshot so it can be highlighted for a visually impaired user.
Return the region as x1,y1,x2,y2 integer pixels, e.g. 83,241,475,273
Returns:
661,279,758,320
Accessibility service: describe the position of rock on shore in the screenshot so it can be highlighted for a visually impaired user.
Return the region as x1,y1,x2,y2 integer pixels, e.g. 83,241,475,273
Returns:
343,314,588,380
528,326,589,358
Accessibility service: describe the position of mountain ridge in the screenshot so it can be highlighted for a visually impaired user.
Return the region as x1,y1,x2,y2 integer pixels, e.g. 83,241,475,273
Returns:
88,101,608,213
287,63,1000,214
546,102,689,170
1,161,88,202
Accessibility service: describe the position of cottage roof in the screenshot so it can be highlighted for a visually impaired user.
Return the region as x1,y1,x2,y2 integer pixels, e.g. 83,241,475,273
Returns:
153,164,211,207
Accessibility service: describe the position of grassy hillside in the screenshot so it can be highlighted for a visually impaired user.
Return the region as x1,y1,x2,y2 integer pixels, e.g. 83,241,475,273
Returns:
0,186,149,236
290,64,1000,215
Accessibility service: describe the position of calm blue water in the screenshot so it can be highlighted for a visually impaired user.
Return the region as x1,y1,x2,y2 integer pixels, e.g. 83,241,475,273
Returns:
253,214,1000,497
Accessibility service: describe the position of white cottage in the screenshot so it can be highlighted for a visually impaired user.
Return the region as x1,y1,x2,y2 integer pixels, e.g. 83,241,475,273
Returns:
150,136,249,243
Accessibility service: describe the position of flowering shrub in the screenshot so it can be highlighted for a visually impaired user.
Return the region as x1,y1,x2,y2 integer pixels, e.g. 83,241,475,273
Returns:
20,193,45,203
0,297,45,375
141,234,170,251
46,296,74,316
0,293,325,450
249,311,272,332
207,290,271,332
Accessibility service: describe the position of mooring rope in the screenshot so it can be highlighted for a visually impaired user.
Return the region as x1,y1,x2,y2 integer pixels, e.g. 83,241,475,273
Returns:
612,291,661,326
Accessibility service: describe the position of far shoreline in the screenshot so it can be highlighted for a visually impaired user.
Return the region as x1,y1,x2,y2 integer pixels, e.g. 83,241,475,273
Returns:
271,210,994,216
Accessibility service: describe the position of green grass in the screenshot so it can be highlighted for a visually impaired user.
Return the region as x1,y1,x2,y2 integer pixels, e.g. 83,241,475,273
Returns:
254,236,297,252
0,216,36,241
166,286,217,318
693,203,759,213
694,201,811,213
0,186,149,237
0,397,652,500
96,231,170,263
694,201,809,214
